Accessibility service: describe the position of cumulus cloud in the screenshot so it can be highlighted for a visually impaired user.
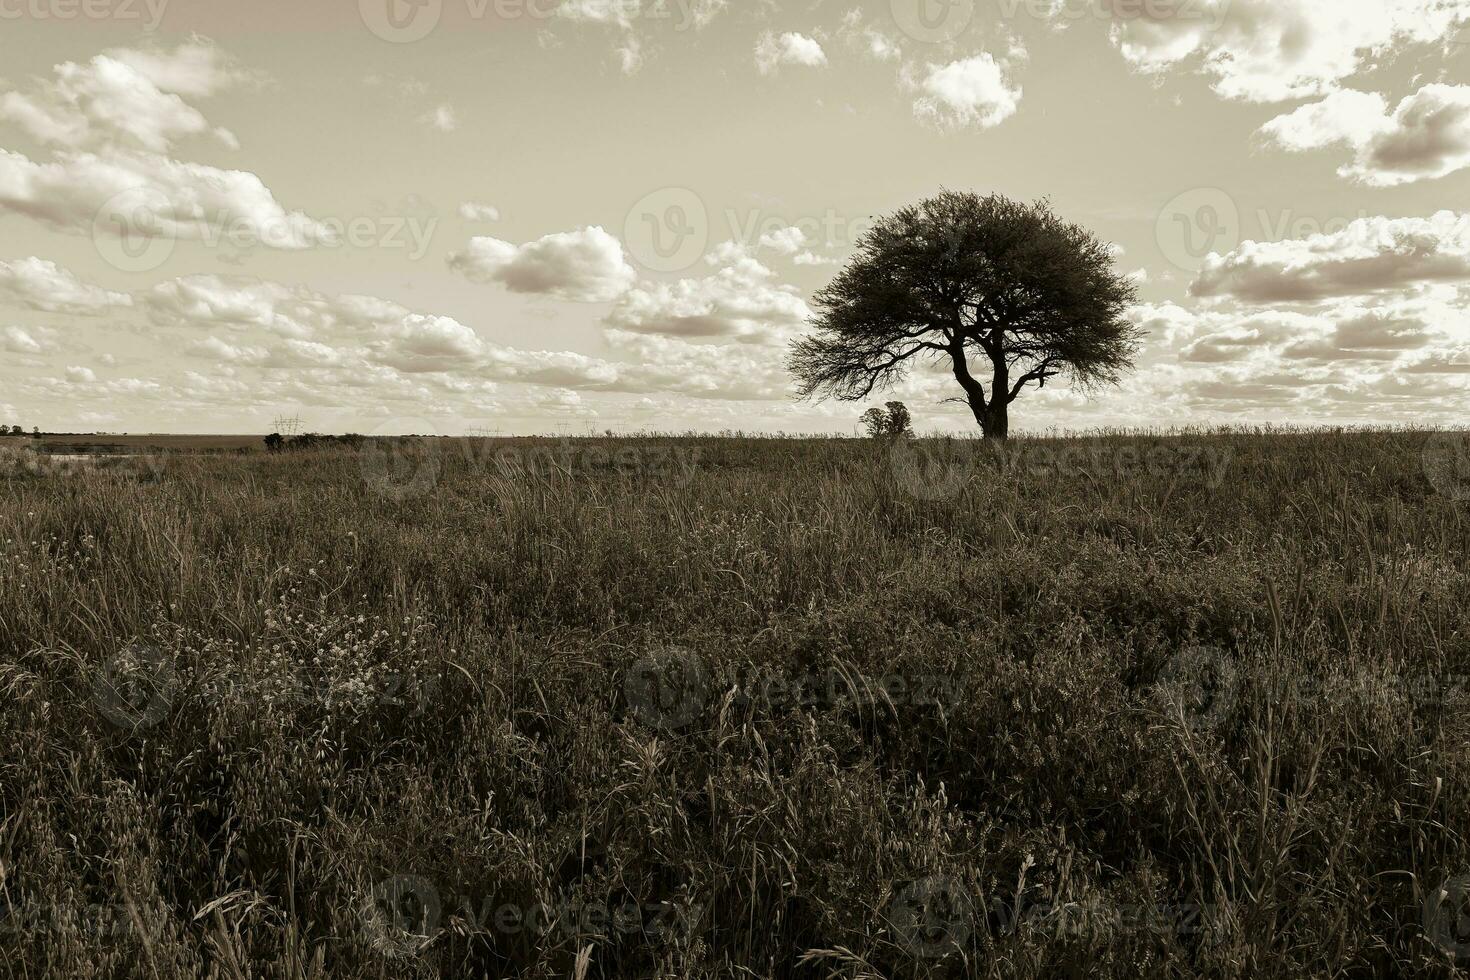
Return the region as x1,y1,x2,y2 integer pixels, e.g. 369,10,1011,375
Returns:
606,250,811,344
755,32,828,75
184,335,269,364
1190,211,1470,303
1282,311,1434,360
0,41,328,254
458,202,501,222
911,53,1023,129
0,41,243,152
1125,294,1470,419
3,326,47,354
0,149,335,249
448,226,636,302
0,257,131,315
1260,84,1470,185
143,275,374,338
1096,0,1470,103
106,40,253,99
140,272,787,399
757,225,807,255
65,366,97,383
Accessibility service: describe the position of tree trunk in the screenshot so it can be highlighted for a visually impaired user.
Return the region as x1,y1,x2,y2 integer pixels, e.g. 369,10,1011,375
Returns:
982,400,1009,440
950,339,1010,440
985,364,1010,440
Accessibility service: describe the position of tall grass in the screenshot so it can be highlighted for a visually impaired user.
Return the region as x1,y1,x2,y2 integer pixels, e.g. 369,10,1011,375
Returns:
1,428,1467,978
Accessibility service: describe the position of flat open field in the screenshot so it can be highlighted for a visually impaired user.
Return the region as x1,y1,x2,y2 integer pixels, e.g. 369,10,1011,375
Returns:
2,430,1468,978
31,433,267,453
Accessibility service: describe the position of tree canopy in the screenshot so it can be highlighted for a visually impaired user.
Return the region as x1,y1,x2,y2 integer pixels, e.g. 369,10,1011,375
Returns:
790,191,1142,438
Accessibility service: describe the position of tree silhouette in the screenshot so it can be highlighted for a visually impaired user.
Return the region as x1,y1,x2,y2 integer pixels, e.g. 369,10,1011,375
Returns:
861,401,913,439
790,191,1142,439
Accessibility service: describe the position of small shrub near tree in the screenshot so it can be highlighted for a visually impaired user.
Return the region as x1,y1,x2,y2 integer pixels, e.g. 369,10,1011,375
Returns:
861,401,914,439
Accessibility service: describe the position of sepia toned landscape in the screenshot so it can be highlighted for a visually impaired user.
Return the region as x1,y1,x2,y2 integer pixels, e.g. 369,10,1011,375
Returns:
4,0,1470,977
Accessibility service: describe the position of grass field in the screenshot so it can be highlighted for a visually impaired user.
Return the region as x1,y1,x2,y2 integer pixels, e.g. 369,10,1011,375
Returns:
29,434,267,454
2,429,1469,978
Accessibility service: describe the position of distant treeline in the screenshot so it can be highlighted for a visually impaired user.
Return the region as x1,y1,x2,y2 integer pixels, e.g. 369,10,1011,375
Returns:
265,433,368,452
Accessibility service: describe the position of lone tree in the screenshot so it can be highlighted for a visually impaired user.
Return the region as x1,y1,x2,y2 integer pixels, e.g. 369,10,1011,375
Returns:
790,191,1142,439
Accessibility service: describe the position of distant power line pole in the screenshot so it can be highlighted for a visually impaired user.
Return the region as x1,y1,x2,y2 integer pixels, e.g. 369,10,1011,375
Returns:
272,415,304,436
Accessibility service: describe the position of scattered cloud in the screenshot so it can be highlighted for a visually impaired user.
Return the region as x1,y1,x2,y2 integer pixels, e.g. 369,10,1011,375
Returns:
1097,0,1470,103
448,226,637,303
0,257,131,315
1260,84,1470,185
0,40,328,254
458,202,501,222
0,41,243,152
755,32,828,75
0,148,334,249
757,225,807,255
911,53,1023,130
422,104,458,132
3,326,47,354
1190,211,1470,303
838,10,902,62
606,249,811,344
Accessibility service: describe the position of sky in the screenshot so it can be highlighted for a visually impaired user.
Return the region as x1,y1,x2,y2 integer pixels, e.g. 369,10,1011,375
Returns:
0,0,1468,436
